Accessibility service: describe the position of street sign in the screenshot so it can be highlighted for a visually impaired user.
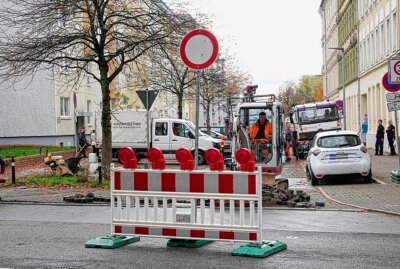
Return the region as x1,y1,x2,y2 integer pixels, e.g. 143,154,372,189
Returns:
382,72,400,92
136,90,159,110
179,29,219,70
388,58,400,84
387,101,400,112
386,92,400,102
335,100,343,111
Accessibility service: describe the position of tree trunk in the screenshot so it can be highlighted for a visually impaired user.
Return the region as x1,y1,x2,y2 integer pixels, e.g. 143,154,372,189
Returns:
178,94,183,119
99,64,112,178
206,101,211,134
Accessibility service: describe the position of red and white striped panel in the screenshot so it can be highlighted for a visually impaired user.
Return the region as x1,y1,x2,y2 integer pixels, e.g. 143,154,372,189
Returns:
114,170,257,195
114,225,258,242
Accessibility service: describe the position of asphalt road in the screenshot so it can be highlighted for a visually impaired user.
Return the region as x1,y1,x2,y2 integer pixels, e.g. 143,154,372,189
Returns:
1,204,400,269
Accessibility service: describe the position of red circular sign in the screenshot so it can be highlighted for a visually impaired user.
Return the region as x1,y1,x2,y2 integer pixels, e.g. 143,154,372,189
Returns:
180,29,219,70
382,72,400,92
394,61,400,76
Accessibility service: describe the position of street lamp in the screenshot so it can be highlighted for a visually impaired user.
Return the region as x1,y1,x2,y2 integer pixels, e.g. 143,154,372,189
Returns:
329,47,346,130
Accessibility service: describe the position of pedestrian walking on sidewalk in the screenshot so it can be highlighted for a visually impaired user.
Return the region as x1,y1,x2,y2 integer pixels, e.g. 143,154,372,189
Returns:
386,119,397,156
375,119,384,156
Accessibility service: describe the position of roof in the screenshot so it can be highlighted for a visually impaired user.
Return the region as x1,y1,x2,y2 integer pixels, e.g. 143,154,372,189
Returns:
315,130,359,139
295,101,337,110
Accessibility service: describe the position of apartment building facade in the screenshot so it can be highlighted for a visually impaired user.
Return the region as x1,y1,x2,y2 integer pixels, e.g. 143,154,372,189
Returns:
320,0,400,149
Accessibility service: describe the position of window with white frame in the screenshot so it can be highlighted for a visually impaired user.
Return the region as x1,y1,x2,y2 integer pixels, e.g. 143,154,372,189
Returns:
60,97,70,117
393,12,397,50
375,28,379,62
386,18,391,55
363,40,367,70
366,36,370,67
359,43,363,71
380,24,384,59
87,100,91,124
371,33,375,65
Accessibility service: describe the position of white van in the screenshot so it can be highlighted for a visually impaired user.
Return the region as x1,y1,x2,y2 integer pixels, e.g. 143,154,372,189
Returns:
95,110,221,164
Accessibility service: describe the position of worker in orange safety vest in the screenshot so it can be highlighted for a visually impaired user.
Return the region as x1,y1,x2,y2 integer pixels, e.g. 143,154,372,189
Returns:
249,111,272,160
249,111,272,141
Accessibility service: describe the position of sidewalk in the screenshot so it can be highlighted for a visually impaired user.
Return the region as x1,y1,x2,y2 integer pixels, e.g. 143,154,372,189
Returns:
368,149,400,184
319,149,400,216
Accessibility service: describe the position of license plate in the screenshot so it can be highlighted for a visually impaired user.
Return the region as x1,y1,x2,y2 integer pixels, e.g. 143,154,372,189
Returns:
329,153,348,159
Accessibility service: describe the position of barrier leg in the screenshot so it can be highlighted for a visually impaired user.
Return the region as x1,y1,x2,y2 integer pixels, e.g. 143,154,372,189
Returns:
231,240,287,258
85,235,140,249
167,239,211,248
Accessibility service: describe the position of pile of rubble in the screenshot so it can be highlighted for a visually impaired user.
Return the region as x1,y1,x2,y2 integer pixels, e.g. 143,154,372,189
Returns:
262,182,325,208
63,193,110,203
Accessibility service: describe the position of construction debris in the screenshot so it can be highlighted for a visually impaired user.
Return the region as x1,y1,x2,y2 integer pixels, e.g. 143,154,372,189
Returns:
262,179,324,208
63,193,110,203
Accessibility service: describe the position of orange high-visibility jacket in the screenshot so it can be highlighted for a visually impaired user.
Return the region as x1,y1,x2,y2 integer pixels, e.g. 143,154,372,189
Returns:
249,121,272,141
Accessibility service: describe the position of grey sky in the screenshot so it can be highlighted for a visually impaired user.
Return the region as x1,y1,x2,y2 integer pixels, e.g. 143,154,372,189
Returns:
178,0,323,94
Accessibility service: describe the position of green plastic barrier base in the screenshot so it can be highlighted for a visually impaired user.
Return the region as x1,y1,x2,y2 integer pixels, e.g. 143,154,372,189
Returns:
85,235,140,249
391,176,400,184
231,240,287,258
167,239,211,248
391,170,400,177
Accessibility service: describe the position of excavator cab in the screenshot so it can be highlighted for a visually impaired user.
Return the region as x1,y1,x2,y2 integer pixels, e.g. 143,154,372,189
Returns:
231,93,284,175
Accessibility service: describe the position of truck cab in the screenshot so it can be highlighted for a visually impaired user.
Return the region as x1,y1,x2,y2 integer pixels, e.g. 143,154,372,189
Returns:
291,101,341,159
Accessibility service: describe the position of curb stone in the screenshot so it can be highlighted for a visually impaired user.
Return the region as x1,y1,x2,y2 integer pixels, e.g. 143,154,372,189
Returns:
317,186,400,217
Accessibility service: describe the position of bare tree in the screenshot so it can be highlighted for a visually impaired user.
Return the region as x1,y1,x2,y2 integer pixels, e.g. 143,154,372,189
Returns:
0,0,192,171
277,81,297,116
199,58,249,134
146,42,196,119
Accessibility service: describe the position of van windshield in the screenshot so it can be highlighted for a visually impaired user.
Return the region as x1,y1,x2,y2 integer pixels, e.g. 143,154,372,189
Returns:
186,122,205,136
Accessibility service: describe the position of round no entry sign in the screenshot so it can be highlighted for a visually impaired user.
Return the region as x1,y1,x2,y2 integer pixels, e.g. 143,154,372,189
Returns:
180,29,219,70
383,72,400,92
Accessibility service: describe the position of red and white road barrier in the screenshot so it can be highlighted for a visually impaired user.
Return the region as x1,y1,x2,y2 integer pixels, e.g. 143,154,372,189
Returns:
111,147,263,243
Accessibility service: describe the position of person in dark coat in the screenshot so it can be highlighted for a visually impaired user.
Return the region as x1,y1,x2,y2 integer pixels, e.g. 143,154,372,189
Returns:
0,155,5,180
375,119,384,156
386,119,397,156
78,127,89,158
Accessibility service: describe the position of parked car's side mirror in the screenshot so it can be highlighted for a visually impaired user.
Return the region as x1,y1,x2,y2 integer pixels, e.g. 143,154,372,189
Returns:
189,132,195,139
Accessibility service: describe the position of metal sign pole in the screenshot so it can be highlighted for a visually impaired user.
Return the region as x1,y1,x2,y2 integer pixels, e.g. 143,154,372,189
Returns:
195,71,201,169
395,111,400,168
146,88,150,151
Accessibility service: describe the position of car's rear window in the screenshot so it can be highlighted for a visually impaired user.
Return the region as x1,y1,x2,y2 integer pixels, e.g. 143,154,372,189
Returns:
317,135,361,148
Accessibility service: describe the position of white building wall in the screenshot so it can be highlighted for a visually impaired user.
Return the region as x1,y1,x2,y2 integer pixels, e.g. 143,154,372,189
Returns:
0,69,57,144
358,0,399,149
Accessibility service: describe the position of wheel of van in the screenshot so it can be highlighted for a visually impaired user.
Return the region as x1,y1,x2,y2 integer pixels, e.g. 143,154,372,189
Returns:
310,170,318,186
306,166,311,181
298,152,305,160
363,169,372,184
193,150,206,165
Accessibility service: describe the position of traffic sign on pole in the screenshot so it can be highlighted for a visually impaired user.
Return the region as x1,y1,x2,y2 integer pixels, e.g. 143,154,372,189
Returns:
386,92,400,102
179,29,219,70
382,72,400,92
136,89,159,110
180,29,219,169
388,58,400,84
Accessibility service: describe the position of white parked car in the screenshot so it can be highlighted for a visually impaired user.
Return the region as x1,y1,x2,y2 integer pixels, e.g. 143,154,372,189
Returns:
306,130,372,186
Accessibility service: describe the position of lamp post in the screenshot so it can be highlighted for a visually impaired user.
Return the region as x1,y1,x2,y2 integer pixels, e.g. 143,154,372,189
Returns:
329,47,346,130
